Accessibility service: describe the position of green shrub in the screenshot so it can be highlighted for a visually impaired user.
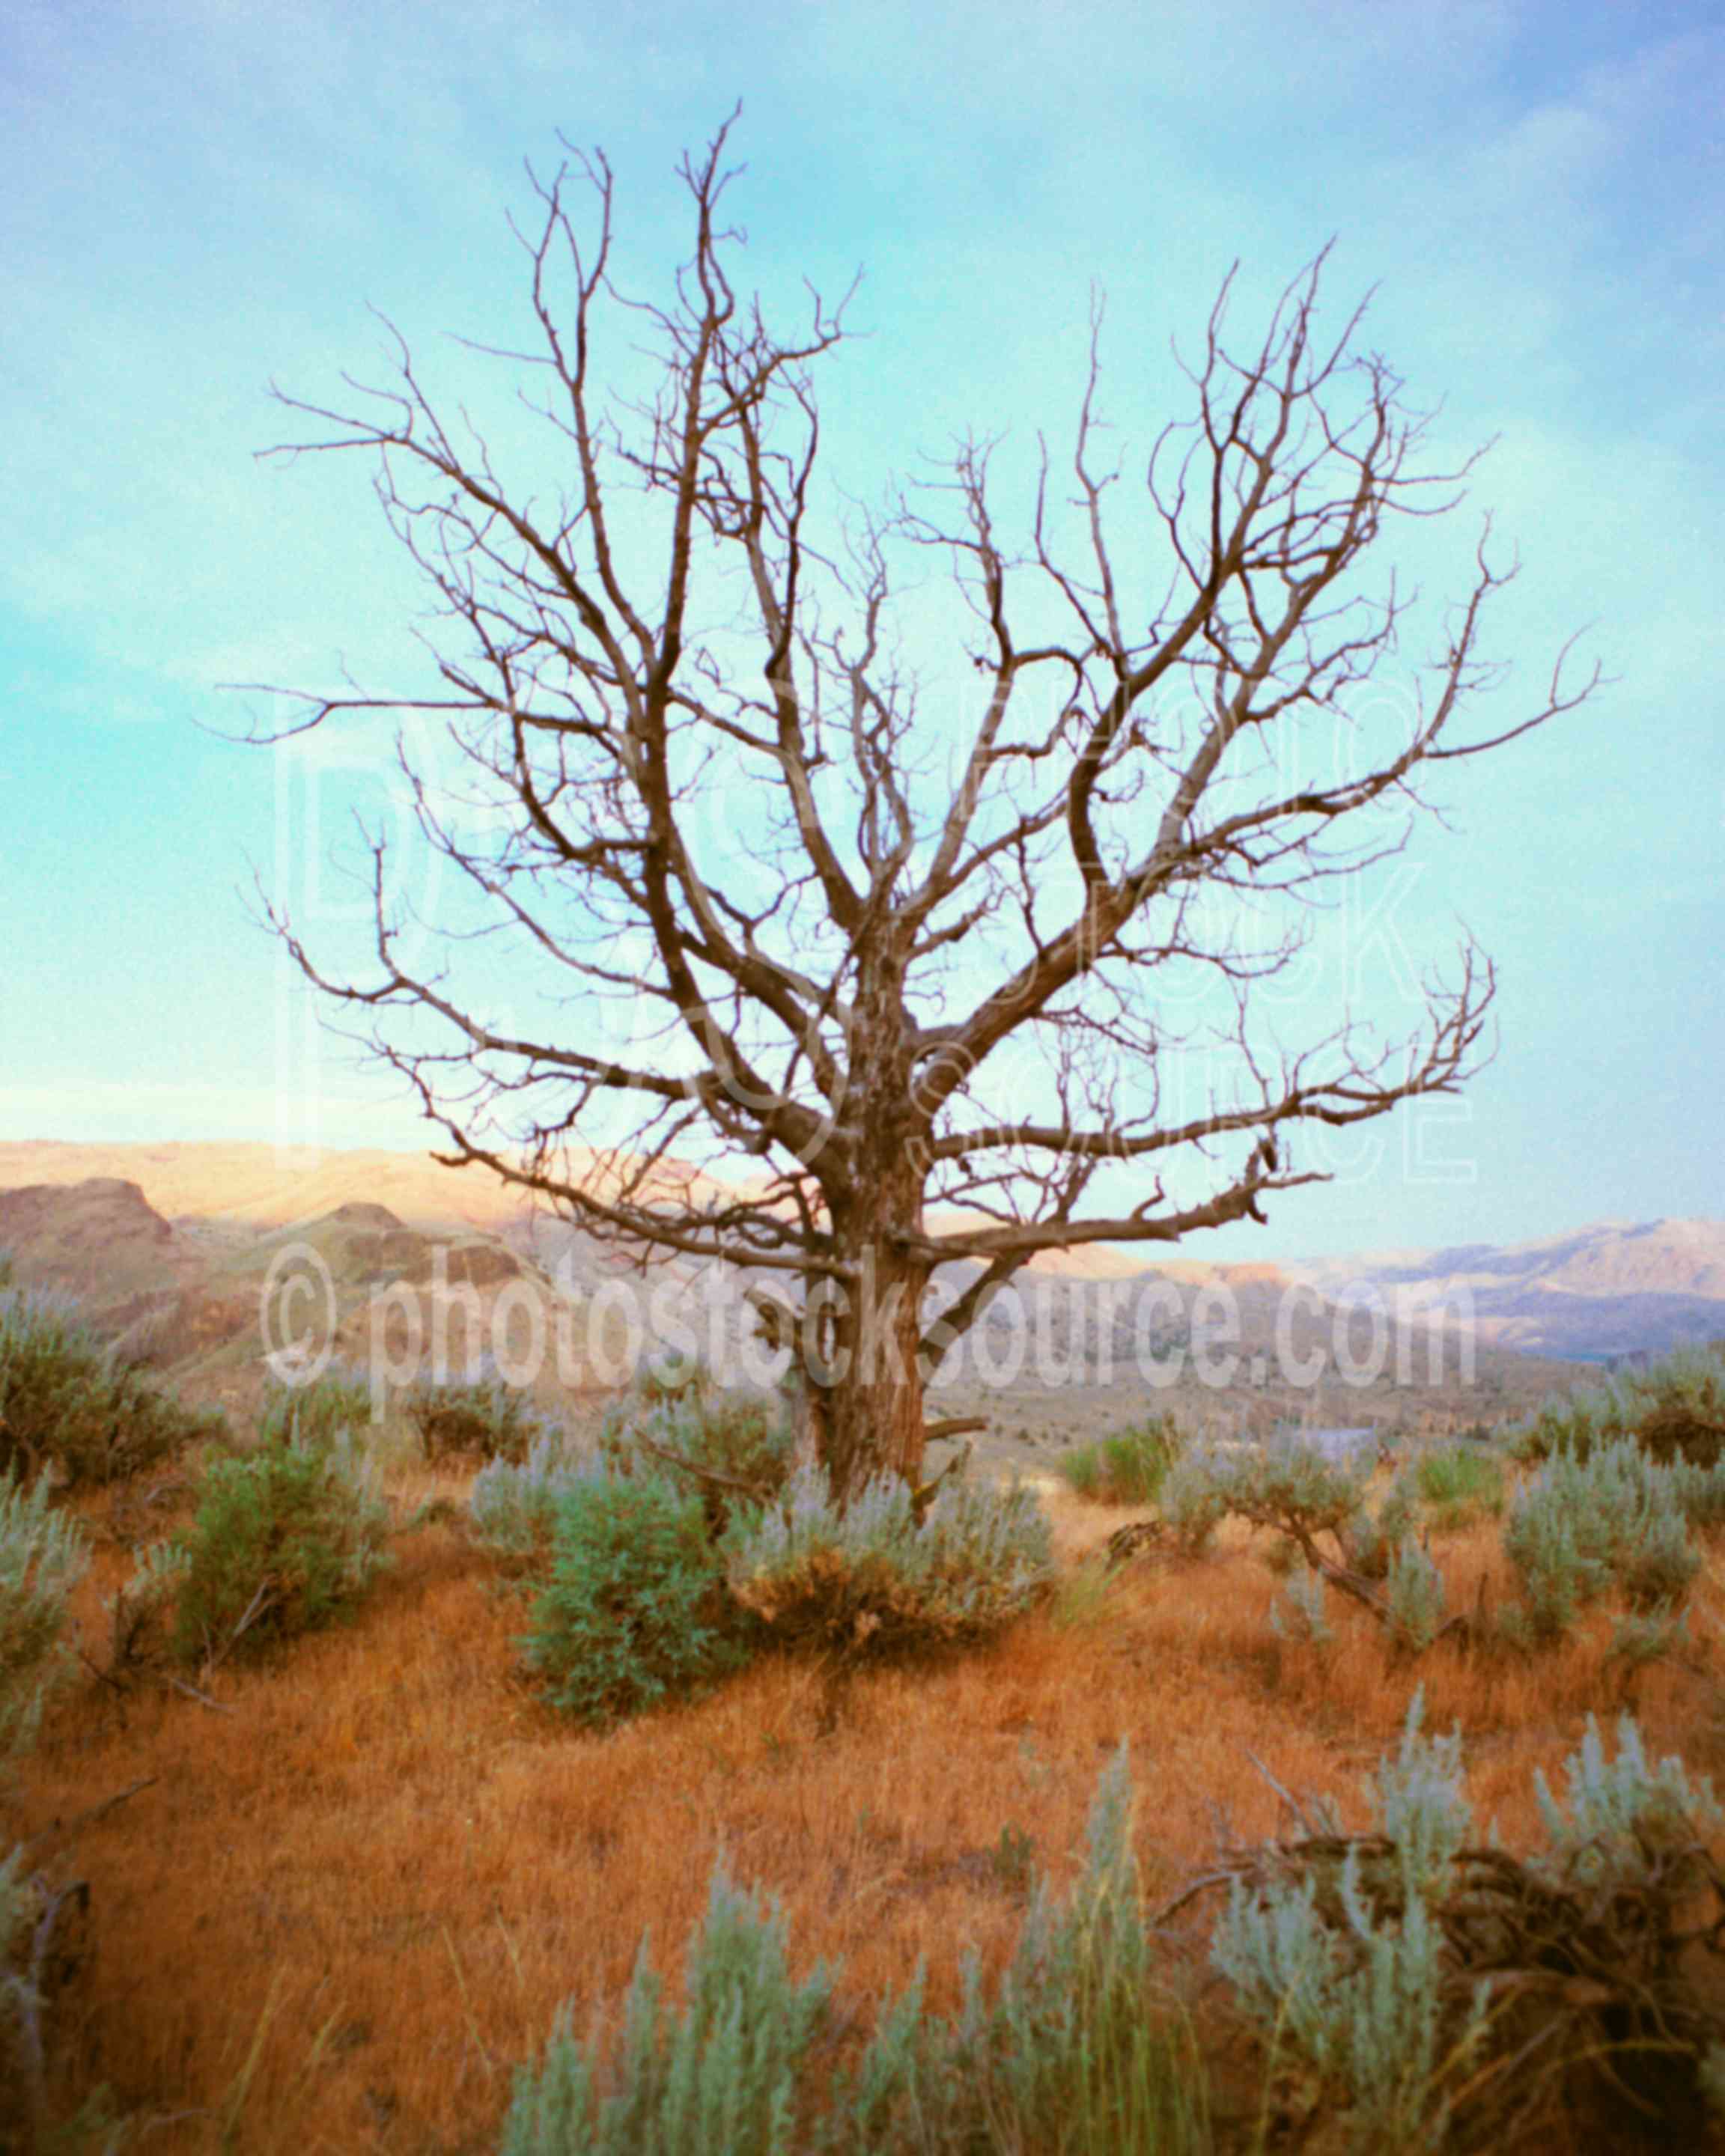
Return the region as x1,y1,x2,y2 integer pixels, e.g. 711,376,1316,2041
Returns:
166,1432,392,1663
501,1751,1209,2156
1676,1452,1725,1532
1512,1344,1725,1467
1163,1431,1421,1580
1175,1434,1371,1551
1211,1693,1492,2151
601,1369,798,1530
1345,1468,1420,1581
1410,1443,1504,1529
470,1431,591,1567
1156,1454,1229,1554
1056,1417,1181,1506
0,1284,219,1486
836,1744,1209,2153
1504,1437,1701,1640
720,1464,1053,1656
1384,1538,1449,1655
1535,1711,1722,1889
255,1360,378,1452
0,1468,88,1763
105,1535,192,1675
407,1368,544,1464
500,1860,835,2155
524,1467,752,1726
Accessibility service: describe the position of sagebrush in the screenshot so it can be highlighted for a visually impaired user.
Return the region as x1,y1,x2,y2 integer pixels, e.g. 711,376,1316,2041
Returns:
0,1467,88,1763
0,1279,218,1484
499,1747,1208,2155
523,1465,754,1726
163,1431,393,1663
721,1464,1053,1655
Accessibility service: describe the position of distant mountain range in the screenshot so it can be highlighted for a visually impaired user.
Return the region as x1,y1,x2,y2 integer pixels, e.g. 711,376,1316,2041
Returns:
1,1142,1719,1371
1284,1219,1725,1362
0,1156,1578,1440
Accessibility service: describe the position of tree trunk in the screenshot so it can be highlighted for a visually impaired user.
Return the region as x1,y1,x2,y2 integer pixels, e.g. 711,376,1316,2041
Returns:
815,1156,930,1501
817,1245,930,1501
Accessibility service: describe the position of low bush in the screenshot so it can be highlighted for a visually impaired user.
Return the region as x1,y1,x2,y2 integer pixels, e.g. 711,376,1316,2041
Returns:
255,1361,378,1453
469,1431,591,1567
1056,1416,1181,1506
1212,1693,1487,2150
103,1535,191,1678
1173,1434,1372,1554
1535,1710,1721,1888
523,1466,753,1727
0,1280,219,1485
600,1365,798,1530
1345,1467,1420,1581
720,1464,1053,1656
1504,1437,1703,1642
406,1368,544,1464
1208,1696,1725,2150
1163,1431,1419,1578
164,1432,393,1665
497,1382,1051,1721
837,1744,1208,2153
1410,1442,1504,1529
1172,1436,1463,1655
1155,1452,1229,1554
0,1467,88,1763
1512,1343,1725,1468
500,1861,835,2156
499,1749,1209,2155
1383,1537,1449,1655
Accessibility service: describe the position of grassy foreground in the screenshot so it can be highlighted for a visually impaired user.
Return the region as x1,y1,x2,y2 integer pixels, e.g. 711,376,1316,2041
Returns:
8,1431,1724,2153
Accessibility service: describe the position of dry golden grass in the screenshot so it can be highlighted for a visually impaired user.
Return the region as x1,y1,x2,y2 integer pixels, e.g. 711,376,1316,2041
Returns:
10,1478,1725,2152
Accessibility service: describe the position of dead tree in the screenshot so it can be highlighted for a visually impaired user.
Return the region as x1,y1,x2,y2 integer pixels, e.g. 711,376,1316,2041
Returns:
244,115,1598,1499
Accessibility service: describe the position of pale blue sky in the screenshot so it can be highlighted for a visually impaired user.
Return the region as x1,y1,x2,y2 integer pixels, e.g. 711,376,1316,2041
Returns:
1,0,1721,1258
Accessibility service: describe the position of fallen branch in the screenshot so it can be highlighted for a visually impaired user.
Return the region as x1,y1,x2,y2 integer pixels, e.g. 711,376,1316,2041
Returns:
4,1876,92,2144
1152,1813,1725,2141
1242,1747,1327,1837
20,1777,158,1857
76,1645,132,1699
171,1678,237,1715
200,1579,279,1676
1104,1518,1172,1569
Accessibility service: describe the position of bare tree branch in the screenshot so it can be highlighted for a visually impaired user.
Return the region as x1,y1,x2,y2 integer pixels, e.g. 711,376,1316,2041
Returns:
249,121,1599,1493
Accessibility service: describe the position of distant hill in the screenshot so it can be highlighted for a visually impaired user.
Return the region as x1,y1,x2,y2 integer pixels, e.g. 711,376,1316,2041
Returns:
6,1142,1710,1425
1286,1219,1725,1361
0,1172,544,1417
0,1175,198,1306
0,1139,1145,1274
0,1139,547,1233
